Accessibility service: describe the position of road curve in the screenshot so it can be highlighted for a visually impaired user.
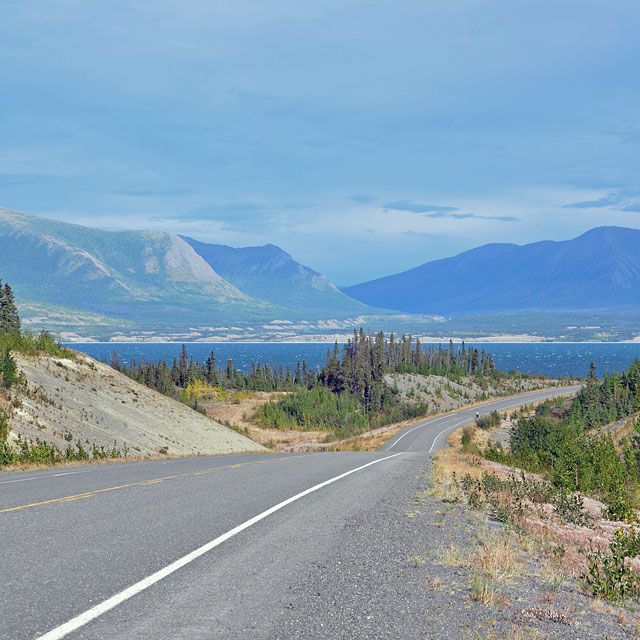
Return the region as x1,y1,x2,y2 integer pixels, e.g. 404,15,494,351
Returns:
383,384,582,453
1,385,579,639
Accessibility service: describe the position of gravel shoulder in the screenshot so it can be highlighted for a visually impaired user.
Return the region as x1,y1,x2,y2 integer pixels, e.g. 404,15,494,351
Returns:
265,454,639,639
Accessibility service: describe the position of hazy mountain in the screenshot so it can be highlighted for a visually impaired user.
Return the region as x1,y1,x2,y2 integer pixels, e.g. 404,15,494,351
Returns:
182,236,368,312
0,208,258,321
0,208,382,339
342,227,640,316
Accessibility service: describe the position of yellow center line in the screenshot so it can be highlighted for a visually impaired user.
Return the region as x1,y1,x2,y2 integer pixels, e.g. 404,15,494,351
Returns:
0,454,317,514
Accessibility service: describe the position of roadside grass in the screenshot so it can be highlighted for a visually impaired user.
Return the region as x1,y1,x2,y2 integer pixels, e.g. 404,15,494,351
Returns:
0,446,268,474
427,414,640,631
465,624,542,640
470,573,497,605
437,543,465,567
472,529,522,582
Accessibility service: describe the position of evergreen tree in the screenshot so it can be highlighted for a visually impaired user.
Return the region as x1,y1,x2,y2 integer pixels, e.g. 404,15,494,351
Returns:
110,350,122,371
0,281,20,336
205,351,219,385
0,347,17,388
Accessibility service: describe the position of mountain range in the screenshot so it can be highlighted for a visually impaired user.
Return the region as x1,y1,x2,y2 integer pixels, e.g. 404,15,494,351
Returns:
343,227,640,316
2,206,640,341
0,207,379,340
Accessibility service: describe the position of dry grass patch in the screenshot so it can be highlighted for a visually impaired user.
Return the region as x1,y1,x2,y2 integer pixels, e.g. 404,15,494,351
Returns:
472,530,522,582
466,625,541,640
438,543,465,567
540,554,567,592
470,574,495,604
428,448,483,503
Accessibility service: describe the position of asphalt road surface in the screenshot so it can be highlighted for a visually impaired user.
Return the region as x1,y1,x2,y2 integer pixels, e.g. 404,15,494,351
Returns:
1,385,580,639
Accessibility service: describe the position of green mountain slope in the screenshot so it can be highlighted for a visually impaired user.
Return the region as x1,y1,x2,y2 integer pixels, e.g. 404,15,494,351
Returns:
0,207,270,322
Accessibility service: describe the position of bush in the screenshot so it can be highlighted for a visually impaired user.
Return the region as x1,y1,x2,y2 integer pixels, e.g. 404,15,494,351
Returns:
0,330,74,359
0,407,8,442
476,411,501,430
254,386,428,439
461,425,476,451
584,529,640,601
0,435,129,467
459,470,590,527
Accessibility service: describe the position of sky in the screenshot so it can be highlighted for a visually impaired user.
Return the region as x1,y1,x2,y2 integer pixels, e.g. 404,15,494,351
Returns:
0,0,639,285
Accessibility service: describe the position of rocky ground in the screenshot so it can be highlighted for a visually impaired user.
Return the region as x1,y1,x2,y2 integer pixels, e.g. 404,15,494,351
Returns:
386,372,557,414
2,351,263,457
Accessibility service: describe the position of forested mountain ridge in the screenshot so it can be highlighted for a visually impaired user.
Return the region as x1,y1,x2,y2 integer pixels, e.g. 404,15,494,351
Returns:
343,226,640,316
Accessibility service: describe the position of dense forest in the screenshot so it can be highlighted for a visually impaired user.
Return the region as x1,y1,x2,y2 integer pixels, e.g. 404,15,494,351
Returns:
486,360,640,518
112,330,499,438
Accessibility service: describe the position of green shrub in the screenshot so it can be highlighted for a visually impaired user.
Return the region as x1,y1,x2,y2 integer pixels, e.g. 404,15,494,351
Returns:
461,425,476,452
0,330,74,359
476,410,501,430
583,527,640,600
0,407,9,443
0,435,129,467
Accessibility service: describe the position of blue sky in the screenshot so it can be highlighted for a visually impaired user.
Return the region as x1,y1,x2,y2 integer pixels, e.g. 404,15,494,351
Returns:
1,0,639,285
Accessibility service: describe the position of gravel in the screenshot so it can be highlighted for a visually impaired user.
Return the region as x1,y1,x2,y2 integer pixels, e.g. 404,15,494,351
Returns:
266,454,640,639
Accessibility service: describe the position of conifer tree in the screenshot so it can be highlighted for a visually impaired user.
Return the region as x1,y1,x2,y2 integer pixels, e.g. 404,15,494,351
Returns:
0,281,20,336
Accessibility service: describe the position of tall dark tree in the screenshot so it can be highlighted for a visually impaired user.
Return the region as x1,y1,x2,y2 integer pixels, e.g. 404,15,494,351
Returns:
0,281,21,336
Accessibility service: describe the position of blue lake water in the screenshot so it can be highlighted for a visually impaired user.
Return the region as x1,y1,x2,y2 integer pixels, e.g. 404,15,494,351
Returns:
65,342,640,379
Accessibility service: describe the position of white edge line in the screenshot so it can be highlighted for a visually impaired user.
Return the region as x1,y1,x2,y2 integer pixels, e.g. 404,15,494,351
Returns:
0,470,91,485
428,420,469,453
36,452,404,640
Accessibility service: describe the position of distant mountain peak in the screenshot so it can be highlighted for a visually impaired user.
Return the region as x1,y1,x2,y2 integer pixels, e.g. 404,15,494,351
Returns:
181,235,362,311
343,226,640,316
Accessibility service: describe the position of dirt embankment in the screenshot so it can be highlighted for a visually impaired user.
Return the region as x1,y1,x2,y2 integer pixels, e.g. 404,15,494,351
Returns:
420,417,640,637
3,351,264,457
386,372,556,413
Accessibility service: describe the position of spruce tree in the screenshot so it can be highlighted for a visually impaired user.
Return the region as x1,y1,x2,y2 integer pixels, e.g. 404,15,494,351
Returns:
0,281,20,336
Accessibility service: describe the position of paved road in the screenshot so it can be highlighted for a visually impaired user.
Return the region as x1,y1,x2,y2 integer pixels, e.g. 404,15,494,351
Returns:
1,386,579,639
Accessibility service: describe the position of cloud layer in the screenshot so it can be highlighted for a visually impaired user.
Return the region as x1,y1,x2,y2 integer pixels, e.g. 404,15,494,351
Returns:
0,1,638,283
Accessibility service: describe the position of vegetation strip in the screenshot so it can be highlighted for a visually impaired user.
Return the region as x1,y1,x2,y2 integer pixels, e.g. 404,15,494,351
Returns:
109,331,558,445
0,454,313,514
35,452,403,640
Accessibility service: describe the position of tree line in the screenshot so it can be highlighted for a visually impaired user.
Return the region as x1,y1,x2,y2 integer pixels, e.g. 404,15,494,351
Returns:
112,329,501,436
112,330,497,401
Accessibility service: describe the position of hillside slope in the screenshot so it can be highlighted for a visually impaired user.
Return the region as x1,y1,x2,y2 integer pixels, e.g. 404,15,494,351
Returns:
0,208,247,304
3,350,264,456
0,207,395,340
343,226,640,316
182,236,370,312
